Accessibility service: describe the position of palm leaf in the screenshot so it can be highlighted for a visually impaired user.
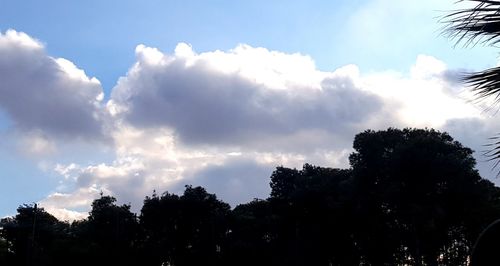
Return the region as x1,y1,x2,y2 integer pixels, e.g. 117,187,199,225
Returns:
443,0,500,175
443,0,500,105
464,67,500,109
483,135,500,174
443,0,500,47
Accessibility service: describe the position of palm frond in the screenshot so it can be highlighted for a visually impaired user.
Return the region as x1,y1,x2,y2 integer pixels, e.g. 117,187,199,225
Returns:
483,135,500,175
443,1,500,176
463,67,500,109
443,0,500,47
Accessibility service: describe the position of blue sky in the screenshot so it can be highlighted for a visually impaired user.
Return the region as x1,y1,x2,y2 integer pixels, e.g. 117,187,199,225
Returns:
1,0,500,220
3,0,497,91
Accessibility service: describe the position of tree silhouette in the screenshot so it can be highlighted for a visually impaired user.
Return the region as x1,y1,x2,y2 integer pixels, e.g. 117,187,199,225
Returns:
1,128,500,265
139,186,230,266
269,164,360,265
0,205,70,266
226,199,275,266
0,235,12,265
138,191,181,266
349,128,500,265
69,195,139,266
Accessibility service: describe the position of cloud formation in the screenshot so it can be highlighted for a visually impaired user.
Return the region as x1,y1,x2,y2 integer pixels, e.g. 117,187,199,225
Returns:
1,30,491,221
109,44,386,151
0,30,107,146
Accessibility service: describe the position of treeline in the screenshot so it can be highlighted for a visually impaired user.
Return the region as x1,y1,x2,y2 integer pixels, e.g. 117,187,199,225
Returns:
2,128,500,266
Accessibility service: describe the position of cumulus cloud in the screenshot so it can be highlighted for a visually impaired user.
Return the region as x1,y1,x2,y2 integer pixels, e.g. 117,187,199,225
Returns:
109,43,388,151
46,126,281,214
0,29,107,144
1,31,488,220
361,55,480,129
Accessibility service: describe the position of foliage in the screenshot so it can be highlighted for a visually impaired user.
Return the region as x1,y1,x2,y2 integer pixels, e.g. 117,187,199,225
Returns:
2,128,500,265
443,0,500,168
0,205,70,266
350,128,500,265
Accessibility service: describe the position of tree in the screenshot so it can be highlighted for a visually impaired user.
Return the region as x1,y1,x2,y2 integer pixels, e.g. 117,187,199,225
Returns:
226,199,276,266
138,191,182,266
2,127,499,265
0,204,70,266
176,186,231,266
268,164,360,266
349,128,500,265
70,195,139,266
0,235,12,265
138,186,231,266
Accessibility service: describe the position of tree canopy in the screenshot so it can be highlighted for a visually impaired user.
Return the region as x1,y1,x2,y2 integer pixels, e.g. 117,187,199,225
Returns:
1,128,500,266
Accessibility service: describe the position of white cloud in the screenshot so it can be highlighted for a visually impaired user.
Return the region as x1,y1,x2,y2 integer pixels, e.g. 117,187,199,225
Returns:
0,29,108,144
0,29,43,49
39,186,104,221
42,207,87,222
362,55,480,128
110,43,386,149
1,32,489,220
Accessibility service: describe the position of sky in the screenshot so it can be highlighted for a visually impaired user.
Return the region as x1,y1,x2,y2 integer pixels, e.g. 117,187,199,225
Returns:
1,0,500,220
